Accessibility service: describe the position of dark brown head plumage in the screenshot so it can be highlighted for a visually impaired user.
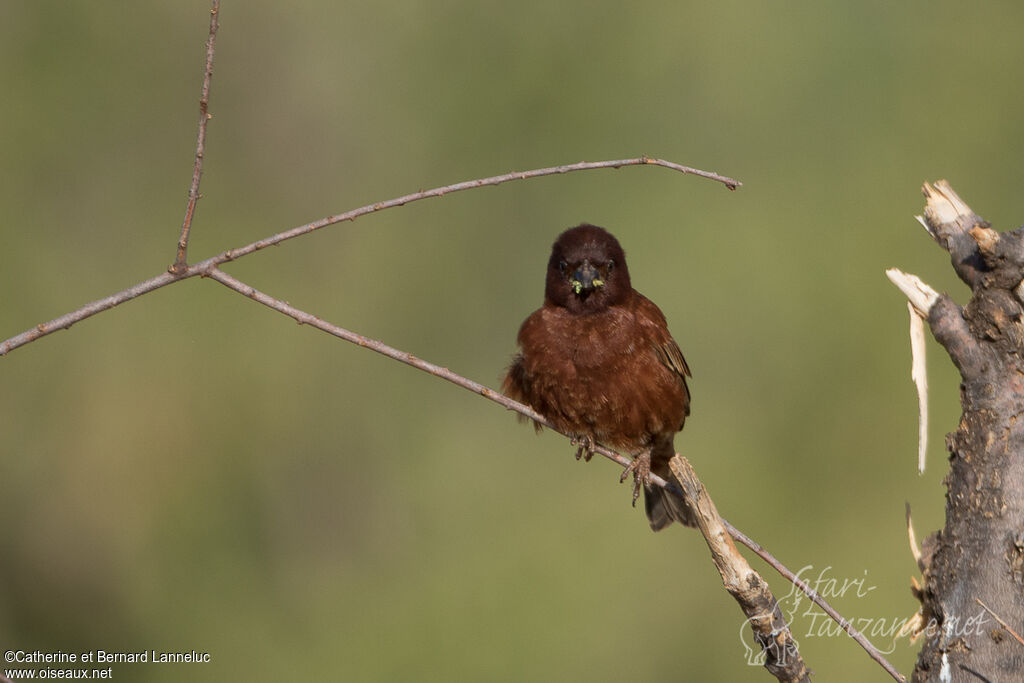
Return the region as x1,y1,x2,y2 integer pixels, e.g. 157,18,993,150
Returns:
544,224,632,314
503,223,694,530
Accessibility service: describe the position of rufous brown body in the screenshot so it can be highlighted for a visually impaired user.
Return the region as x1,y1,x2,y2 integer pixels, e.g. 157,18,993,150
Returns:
503,224,693,530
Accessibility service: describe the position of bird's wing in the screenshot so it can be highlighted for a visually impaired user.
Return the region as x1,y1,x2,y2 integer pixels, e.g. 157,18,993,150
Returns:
633,293,691,379
634,292,691,419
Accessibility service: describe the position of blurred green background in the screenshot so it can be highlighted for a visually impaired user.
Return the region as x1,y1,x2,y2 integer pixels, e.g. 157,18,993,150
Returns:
2,2,1023,681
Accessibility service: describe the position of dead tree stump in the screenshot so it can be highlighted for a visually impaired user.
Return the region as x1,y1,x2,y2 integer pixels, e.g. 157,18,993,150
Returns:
890,181,1024,681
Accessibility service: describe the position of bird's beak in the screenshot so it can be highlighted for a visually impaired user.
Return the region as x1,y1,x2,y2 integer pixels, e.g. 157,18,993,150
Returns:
570,261,605,295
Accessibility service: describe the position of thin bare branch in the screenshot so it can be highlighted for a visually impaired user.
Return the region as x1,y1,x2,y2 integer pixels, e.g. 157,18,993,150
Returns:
172,0,220,273
1,158,738,357
203,266,523,412
205,266,904,682
0,271,181,355
210,157,738,265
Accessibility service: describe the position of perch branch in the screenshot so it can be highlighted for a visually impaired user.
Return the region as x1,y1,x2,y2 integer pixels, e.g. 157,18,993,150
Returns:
172,0,220,273
669,455,809,682
205,266,904,682
0,157,738,357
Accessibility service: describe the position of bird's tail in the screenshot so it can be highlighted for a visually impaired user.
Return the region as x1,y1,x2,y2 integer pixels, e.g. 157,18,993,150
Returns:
645,485,696,530
644,441,696,531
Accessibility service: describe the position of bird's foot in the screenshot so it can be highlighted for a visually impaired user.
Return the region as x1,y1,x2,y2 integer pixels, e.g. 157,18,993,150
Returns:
620,450,652,507
571,435,596,462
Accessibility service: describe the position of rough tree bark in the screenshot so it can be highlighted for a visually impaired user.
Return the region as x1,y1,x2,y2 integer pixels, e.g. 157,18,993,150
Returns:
890,181,1024,682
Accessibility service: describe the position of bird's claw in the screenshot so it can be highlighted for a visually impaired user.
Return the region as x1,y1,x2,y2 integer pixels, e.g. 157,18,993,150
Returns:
572,435,596,462
620,450,652,507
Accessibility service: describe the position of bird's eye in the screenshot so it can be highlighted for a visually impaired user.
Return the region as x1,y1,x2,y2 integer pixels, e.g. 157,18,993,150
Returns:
558,261,568,273
607,259,615,272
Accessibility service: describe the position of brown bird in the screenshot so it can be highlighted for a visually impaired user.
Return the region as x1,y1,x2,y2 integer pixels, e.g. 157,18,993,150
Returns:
503,223,694,530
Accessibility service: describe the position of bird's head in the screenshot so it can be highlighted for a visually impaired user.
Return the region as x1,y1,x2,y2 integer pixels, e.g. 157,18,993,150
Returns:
545,223,632,314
